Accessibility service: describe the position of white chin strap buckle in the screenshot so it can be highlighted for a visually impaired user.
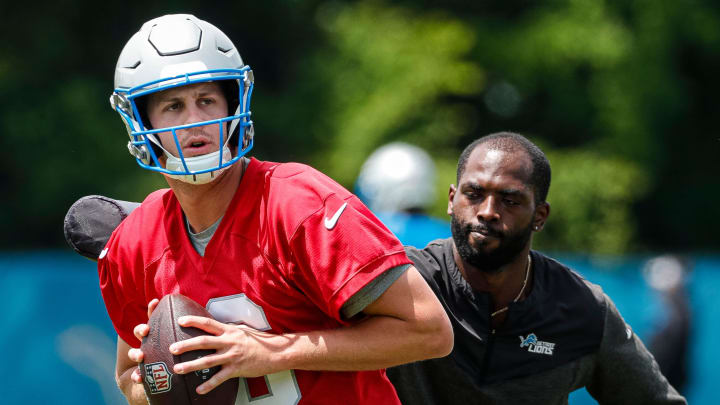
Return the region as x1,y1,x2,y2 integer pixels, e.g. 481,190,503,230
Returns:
164,146,233,184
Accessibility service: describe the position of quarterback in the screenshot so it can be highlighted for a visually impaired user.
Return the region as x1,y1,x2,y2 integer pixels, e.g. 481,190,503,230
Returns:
99,14,452,405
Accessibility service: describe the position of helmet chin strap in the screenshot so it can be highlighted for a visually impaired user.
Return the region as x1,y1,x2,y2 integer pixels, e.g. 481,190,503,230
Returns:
164,146,233,184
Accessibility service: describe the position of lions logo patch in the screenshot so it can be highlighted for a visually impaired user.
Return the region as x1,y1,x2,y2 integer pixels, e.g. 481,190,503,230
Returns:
519,333,556,356
144,362,173,394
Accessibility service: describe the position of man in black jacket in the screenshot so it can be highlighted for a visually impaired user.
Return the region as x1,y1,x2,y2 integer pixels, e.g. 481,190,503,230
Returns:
385,132,685,404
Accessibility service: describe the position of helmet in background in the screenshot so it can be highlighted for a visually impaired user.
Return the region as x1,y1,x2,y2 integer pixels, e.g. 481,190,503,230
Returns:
110,14,254,184
356,142,436,213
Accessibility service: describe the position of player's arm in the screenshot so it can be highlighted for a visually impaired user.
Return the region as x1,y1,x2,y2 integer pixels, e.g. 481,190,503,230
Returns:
333,263,454,365
169,265,453,394
285,264,454,370
586,294,687,404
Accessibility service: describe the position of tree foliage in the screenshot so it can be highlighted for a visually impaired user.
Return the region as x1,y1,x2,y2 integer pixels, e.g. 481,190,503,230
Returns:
1,0,718,253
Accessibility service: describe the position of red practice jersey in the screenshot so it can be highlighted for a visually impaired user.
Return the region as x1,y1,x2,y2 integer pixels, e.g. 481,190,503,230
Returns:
98,158,411,405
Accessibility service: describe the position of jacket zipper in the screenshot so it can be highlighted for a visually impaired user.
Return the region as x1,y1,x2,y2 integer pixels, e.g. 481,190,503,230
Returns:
478,328,496,384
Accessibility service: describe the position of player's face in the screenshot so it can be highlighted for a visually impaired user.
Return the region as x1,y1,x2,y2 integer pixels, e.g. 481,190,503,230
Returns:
448,146,540,273
146,82,229,159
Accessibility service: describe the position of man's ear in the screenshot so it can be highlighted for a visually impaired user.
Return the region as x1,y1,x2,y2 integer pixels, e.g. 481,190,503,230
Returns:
447,184,457,216
533,201,550,231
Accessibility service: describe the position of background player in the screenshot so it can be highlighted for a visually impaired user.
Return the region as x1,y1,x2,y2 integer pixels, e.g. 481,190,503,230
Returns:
355,142,450,247
99,14,452,405
643,254,693,394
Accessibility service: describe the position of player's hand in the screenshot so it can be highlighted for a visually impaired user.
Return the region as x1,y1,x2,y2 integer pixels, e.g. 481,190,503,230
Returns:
128,298,160,384
169,316,283,395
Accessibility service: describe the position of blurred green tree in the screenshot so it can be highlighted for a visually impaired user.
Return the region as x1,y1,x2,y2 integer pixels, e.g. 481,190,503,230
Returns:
285,0,656,253
539,149,649,254
305,1,484,186
1,0,718,254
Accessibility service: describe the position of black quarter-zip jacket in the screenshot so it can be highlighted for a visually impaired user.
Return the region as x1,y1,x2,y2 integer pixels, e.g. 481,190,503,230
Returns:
387,239,686,405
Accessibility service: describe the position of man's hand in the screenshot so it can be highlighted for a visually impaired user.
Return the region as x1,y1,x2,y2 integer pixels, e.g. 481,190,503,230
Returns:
123,298,282,397
168,316,284,395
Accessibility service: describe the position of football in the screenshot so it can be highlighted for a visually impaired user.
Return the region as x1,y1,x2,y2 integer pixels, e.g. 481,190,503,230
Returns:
140,293,238,405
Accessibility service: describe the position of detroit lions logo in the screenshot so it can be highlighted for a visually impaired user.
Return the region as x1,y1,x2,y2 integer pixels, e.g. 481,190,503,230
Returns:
519,333,555,355
519,333,538,348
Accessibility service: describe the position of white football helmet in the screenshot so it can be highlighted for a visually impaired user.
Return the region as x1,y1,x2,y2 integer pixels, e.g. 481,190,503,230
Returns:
110,14,254,184
356,142,436,213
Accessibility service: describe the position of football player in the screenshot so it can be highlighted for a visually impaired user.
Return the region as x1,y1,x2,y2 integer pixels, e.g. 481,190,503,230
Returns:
99,14,452,405
355,142,450,247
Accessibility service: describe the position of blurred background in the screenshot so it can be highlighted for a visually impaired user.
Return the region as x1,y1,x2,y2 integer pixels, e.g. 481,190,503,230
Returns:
0,0,718,403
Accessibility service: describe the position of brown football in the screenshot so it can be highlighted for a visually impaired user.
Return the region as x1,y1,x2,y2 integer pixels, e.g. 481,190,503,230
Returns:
140,293,238,405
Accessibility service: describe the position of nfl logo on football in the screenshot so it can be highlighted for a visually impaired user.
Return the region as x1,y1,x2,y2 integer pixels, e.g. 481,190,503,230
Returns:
145,362,173,394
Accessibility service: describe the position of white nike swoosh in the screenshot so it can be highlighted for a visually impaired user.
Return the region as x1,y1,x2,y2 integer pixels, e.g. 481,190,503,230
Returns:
324,202,348,230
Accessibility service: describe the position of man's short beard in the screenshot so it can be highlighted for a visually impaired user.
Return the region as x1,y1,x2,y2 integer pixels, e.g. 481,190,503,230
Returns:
451,214,533,274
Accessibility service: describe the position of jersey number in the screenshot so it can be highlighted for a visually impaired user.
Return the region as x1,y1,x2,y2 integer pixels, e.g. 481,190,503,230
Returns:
206,294,301,405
